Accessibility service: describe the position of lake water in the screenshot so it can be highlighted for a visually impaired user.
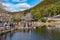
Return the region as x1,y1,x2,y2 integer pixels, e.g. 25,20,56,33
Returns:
0,27,60,40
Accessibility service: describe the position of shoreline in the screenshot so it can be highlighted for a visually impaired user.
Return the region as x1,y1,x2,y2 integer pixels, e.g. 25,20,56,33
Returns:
0,21,60,35
0,28,16,35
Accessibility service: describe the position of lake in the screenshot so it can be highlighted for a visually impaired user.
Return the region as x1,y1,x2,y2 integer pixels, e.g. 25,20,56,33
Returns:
0,26,60,40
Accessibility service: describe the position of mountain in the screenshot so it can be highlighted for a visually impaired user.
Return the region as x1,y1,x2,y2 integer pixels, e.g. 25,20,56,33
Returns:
0,3,9,13
24,0,60,20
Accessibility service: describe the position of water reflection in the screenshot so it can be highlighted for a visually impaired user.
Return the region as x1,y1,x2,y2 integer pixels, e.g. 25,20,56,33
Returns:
0,27,60,40
34,26,60,40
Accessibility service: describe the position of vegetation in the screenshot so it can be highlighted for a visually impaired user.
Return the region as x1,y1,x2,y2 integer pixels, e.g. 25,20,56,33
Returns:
12,18,21,22
23,0,60,22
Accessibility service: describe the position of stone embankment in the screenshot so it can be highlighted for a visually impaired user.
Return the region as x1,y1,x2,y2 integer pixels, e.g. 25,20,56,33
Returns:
0,28,16,35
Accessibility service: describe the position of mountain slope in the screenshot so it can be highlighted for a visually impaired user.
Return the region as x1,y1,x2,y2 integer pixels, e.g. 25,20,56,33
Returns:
0,3,9,13
28,0,60,20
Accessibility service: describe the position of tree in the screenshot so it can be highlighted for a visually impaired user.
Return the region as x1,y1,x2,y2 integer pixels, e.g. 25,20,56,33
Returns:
12,18,21,22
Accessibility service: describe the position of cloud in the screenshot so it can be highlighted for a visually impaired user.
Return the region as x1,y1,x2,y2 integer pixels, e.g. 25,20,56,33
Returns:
1,0,27,3
1,0,9,2
16,3,31,9
12,0,27,2
2,3,31,12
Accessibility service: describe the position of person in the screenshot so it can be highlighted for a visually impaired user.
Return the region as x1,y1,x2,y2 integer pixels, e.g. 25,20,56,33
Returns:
6,25,10,30
4,22,7,30
4,22,7,27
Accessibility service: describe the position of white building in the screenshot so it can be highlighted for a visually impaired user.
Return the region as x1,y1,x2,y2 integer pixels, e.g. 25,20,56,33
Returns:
47,15,60,22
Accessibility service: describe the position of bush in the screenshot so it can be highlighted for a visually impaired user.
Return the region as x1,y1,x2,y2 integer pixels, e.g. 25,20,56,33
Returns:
40,18,46,22
12,18,21,22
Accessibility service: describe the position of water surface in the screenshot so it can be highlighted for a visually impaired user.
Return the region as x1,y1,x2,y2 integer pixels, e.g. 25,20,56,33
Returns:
0,27,60,40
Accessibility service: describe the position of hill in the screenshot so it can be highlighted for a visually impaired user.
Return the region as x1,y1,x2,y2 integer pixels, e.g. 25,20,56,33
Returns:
28,0,60,21
0,3,9,13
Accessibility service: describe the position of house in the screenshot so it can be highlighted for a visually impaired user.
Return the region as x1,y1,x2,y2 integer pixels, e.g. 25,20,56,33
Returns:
20,12,34,27
21,12,34,21
0,12,13,22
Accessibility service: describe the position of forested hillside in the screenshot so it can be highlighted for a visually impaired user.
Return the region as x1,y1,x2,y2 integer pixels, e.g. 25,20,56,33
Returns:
28,0,60,21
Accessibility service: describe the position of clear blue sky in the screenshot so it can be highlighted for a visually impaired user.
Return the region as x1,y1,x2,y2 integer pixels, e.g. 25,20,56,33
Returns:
1,0,42,12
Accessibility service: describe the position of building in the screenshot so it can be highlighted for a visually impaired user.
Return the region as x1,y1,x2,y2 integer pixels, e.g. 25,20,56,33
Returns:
20,12,34,27
0,12,13,22
47,15,60,22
